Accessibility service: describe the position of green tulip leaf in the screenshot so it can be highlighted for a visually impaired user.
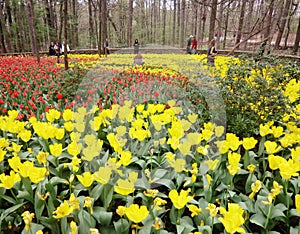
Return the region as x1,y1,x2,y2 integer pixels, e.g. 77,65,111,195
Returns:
90,184,103,200
93,207,112,226
78,209,96,233
21,223,44,234
39,217,60,233
113,218,130,234
249,213,266,228
176,224,185,234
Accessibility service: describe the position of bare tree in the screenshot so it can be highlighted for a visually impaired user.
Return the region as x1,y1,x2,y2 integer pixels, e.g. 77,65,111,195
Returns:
63,0,68,70
172,0,176,46
26,0,40,63
293,15,300,54
180,0,186,48
128,0,133,47
274,0,292,49
88,0,95,48
0,1,6,53
162,0,167,45
235,0,247,48
283,1,298,49
208,0,217,41
71,0,79,48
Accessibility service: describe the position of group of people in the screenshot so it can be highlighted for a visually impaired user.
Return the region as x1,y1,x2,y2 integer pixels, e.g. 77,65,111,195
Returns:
186,34,218,66
186,35,198,54
49,41,70,62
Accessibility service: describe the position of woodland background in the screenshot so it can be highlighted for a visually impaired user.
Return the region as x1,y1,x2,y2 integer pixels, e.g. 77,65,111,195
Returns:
0,0,300,55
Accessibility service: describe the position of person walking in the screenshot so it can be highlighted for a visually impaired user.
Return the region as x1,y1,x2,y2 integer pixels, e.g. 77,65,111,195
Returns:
186,35,193,54
134,39,140,54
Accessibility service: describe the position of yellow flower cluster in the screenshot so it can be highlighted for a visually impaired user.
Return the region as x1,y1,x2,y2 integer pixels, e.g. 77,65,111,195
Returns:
53,193,80,218
117,204,149,223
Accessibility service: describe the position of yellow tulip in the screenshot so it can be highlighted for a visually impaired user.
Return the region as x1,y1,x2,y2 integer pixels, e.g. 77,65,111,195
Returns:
118,151,132,166
77,172,94,187
227,152,241,176
0,170,21,189
28,166,47,184
268,155,286,170
242,137,258,151
204,159,220,171
169,189,193,209
206,203,218,217
21,211,34,231
53,200,73,219
49,143,62,157
93,167,112,185
264,141,281,154
218,203,245,234
188,205,202,217
125,204,149,223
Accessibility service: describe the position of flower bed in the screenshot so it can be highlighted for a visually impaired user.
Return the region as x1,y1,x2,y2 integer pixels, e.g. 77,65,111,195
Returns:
0,54,300,234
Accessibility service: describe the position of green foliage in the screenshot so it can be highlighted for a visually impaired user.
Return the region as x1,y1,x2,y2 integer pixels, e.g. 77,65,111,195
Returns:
215,56,299,138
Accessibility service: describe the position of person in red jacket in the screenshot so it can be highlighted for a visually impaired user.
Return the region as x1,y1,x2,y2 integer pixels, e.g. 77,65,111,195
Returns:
191,36,198,54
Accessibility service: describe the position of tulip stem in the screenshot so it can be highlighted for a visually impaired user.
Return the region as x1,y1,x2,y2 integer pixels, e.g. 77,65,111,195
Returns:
264,204,272,230
177,208,183,225
284,180,290,231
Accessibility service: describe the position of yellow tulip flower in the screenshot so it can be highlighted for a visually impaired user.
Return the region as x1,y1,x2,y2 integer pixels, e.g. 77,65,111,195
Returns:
0,170,21,189
77,172,94,187
218,203,245,234
125,204,149,223
169,189,193,209
93,167,112,185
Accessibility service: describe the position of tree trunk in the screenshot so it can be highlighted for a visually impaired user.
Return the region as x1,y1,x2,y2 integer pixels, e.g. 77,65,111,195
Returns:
235,0,247,49
71,0,79,48
26,0,40,63
88,0,95,48
266,0,275,37
200,1,207,48
275,0,292,49
191,0,196,37
243,0,254,50
172,0,176,46
208,0,217,41
20,0,29,51
97,0,101,55
217,0,224,48
58,0,64,43
283,1,297,49
63,0,68,70
293,15,300,54
162,0,167,45
128,0,133,47
100,0,107,56
222,1,230,49
177,0,181,46
0,2,6,53
180,0,185,48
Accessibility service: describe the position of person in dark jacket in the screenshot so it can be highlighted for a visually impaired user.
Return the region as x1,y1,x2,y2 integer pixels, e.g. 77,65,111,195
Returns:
207,39,217,66
49,42,56,56
134,39,140,54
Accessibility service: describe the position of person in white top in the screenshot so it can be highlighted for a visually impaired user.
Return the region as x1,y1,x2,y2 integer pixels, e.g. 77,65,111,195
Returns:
60,41,70,53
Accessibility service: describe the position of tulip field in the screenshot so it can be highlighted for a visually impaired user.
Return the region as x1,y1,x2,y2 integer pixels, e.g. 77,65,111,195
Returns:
0,53,300,234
